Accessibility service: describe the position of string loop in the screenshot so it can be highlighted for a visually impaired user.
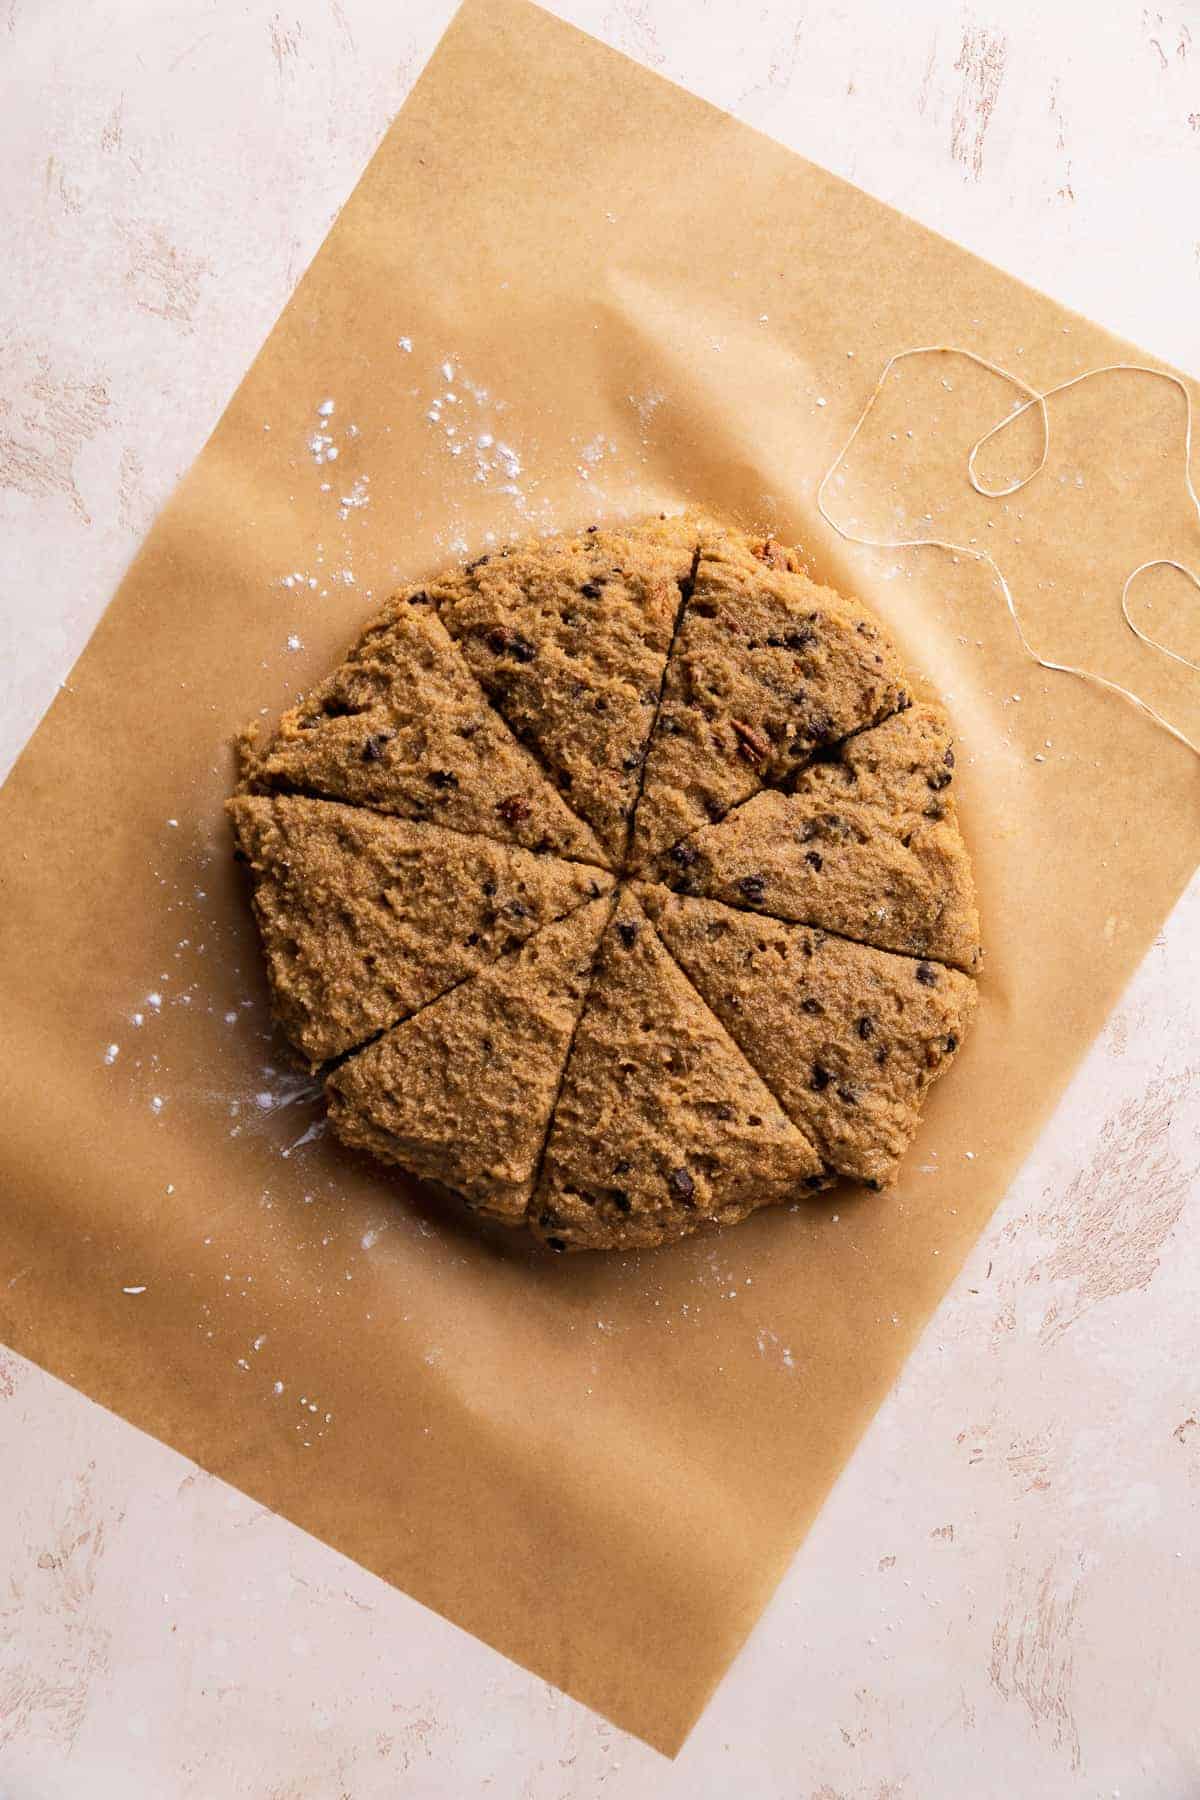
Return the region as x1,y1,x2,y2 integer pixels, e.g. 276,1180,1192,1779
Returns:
815,345,1200,758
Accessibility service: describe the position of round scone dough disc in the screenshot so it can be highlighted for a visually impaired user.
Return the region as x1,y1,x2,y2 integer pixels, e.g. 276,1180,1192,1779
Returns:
232,515,981,1251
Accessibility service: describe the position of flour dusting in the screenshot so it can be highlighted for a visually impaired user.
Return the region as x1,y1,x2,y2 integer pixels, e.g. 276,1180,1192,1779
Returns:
755,1326,798,1371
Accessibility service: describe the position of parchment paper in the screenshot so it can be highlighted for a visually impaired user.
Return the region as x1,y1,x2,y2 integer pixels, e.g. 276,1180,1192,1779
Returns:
2,0,1197,1755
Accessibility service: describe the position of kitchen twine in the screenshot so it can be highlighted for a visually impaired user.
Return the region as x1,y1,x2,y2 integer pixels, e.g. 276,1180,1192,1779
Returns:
815,345,1200,758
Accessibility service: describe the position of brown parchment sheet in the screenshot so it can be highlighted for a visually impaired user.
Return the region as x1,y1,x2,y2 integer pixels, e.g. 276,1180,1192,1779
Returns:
2,0,1198,1756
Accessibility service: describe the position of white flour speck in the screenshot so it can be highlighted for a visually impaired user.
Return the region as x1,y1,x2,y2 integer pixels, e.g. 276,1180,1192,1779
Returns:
166,818,179,829
441,360,454,380
286,634,303,652
495,441,520,479
280,1117,326,1158
273,1380,284,1395
629,389,665,428
123,1285,147,1296
755,1326,797,1371
317,398,335,417
578,434,614,468
104,1043,120,1065
150,1096,164,1114
398,336,413,352
338,477,370,520
147,992,162,1010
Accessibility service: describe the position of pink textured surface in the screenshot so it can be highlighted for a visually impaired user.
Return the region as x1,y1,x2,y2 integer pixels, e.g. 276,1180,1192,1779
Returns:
2,1,1198,1791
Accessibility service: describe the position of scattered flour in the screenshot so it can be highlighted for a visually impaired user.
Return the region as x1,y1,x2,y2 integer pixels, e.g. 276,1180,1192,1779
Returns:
338,476,370,520
629,389,665,427
755,1326,797,1371
280,1117,326,1158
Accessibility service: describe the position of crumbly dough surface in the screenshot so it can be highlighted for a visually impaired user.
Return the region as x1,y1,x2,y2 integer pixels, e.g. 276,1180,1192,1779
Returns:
639,887,976,1189
233,516,982,1250
529,892,827,1252
438,516,697,864
648,704,982,971
326,898,611,1222
627,523,910,870
228,794,612,1067
238,593,607,865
